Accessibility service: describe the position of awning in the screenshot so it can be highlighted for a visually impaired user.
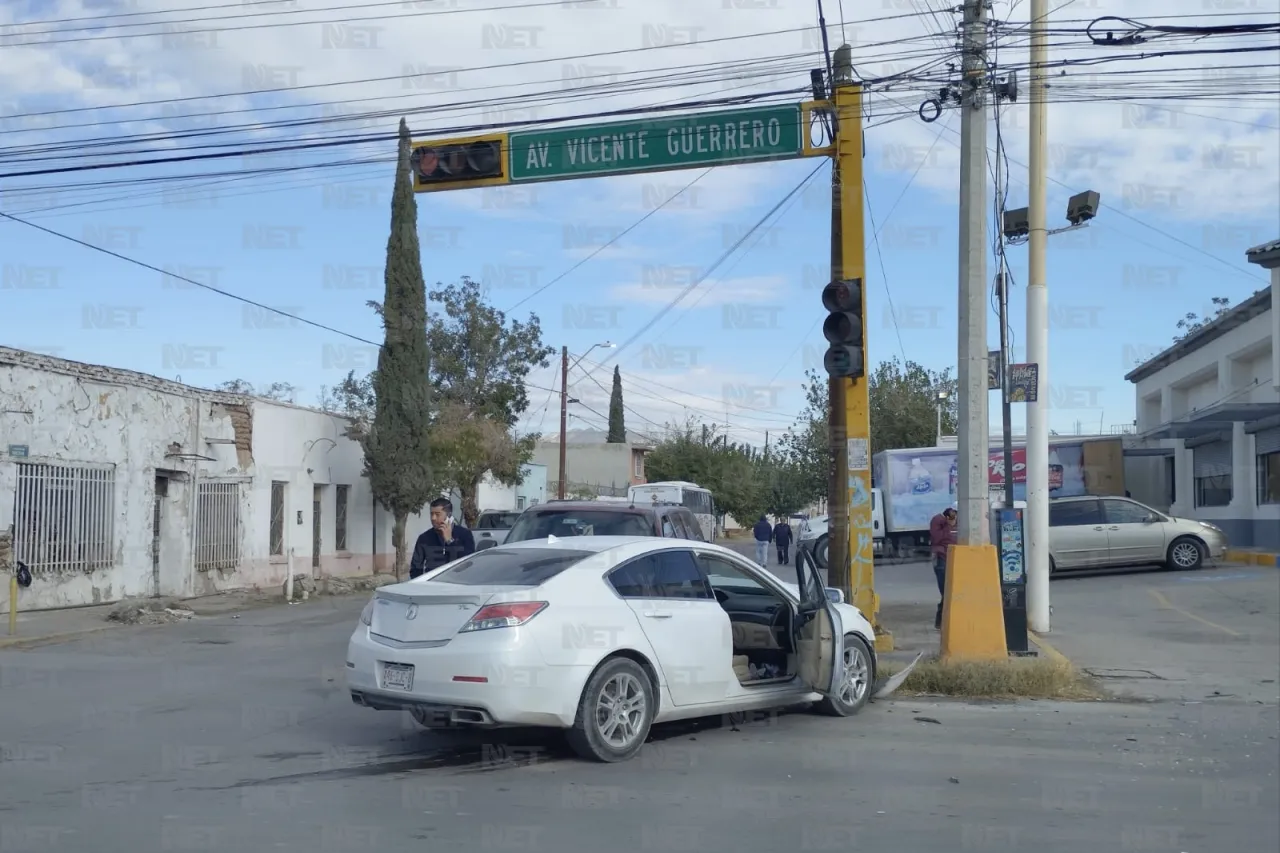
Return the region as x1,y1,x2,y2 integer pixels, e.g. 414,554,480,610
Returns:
1141,402,1280,440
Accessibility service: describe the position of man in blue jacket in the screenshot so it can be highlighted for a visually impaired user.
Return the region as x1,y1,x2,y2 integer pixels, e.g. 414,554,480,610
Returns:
409,498,476,579
751,515,772,567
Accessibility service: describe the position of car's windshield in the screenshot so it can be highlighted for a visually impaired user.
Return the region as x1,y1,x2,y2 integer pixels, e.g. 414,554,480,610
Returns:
477,512,521,530
505,509,652,541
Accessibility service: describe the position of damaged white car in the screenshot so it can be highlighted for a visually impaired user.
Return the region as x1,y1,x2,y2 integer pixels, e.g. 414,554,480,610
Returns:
347,537,918,762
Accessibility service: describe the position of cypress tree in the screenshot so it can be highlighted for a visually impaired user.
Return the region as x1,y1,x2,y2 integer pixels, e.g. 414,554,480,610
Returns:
363,118,436,578
607,365,626,443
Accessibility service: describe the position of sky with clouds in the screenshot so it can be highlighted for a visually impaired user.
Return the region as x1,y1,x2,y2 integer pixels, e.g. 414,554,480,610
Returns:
1,0,1277,449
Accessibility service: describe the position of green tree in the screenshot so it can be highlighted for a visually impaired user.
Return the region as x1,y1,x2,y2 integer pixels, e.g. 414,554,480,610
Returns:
420,277,553,525
607,366,626,443
353,118,436,579
780,360,959,501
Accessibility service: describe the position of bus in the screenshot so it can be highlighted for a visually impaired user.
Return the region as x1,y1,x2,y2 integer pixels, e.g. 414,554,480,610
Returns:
627,481,716,542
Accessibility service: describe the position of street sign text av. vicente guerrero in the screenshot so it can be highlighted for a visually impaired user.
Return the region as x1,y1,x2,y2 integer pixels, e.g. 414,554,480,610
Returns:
508,104,804,183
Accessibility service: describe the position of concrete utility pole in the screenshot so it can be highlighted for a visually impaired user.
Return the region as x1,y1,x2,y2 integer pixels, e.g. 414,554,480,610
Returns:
558,345,568,500
1026,0,1051,633
955,0,991,546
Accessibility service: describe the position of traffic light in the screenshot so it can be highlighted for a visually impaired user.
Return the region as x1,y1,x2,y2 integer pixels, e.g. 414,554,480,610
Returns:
410,134,507,191
822,277,865,379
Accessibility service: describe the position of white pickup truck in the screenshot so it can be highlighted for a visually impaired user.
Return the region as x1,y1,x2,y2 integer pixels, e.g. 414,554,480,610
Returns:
795,487,886,568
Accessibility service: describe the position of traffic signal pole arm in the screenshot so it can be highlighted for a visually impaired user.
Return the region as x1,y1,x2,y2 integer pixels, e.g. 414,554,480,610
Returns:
827,79,890,652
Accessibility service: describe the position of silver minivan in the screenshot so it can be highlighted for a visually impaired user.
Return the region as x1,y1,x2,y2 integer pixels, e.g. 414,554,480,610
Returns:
1048,495,1228,573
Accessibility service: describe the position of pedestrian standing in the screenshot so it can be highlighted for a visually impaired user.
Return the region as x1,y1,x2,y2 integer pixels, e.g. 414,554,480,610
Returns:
772,518,793,565
410,498,477,579
751,515,772,567
929,507,958,629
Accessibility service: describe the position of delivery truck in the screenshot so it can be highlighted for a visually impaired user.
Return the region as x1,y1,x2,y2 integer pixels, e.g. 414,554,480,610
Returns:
871,436,1127,558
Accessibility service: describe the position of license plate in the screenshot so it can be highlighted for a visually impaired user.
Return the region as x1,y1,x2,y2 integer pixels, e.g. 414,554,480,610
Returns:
381,662,414,691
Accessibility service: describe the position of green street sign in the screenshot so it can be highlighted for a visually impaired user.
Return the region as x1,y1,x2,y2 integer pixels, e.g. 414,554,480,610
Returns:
508,103,804,183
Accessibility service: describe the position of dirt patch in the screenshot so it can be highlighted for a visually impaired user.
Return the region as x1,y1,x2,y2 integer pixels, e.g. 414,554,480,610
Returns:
881,655,1104,700
106,598,196,625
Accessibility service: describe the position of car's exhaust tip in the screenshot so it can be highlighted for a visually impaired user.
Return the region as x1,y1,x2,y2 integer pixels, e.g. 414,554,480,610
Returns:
450,708,493,725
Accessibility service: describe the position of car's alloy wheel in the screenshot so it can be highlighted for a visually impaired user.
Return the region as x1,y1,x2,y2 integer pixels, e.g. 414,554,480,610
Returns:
1167,537,1204,570
814,634,873,717
566,657,654,762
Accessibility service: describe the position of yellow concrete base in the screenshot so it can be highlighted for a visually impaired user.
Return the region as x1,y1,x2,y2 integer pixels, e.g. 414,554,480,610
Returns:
940,544,1007,661
873,627,894,653
1226,548,1279,568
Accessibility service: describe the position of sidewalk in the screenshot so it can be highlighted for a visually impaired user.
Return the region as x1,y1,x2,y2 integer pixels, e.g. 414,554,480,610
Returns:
0,582,381,650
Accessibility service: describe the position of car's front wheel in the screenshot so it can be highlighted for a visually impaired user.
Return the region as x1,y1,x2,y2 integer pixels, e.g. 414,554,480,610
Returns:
814,534,829,569
1167,536,1205,571
566,657,654,763
813,634,873,717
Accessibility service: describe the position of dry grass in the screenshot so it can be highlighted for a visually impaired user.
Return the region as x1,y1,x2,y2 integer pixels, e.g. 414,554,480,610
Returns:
880,655,1103,700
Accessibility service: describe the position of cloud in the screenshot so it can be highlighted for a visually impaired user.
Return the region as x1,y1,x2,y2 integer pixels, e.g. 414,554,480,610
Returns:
609,273,787,306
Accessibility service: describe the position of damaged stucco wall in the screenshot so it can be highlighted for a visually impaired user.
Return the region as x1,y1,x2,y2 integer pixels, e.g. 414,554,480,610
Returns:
0,347,433,611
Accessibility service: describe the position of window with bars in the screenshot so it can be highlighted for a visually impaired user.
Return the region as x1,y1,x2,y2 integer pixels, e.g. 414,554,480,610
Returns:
12,462,116,576
270,482,286,556
335,485,349,552
195,481,241,572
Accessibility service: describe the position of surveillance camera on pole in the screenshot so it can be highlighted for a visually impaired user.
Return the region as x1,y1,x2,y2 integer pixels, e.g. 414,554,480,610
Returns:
1066,190,1100,226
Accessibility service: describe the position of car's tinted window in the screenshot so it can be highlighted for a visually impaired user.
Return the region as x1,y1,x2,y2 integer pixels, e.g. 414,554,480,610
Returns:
506,509,653,541
676,511,706,541
1102,499,1153,524
477,512,521,530
610,551,711,599
697,554,767,593
1049,500,1103,527
430,548,591,586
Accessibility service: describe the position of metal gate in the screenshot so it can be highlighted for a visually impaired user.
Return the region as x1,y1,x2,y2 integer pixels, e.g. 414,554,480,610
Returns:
12,461,116,576
1192,440,1232,478
194,481,241,572
312,485,323,569
1255,426,1280,457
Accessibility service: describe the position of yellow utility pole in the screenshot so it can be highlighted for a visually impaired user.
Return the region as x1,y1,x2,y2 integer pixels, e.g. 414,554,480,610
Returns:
827,54,892,652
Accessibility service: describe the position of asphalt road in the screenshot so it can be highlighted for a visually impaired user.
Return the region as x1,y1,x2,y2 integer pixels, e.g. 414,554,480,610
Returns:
2,583,1277,852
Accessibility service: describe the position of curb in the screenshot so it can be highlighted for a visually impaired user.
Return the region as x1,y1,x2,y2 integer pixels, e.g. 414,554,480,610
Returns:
1027,631,1071,666
0,625,115,651
1225,549,1279,568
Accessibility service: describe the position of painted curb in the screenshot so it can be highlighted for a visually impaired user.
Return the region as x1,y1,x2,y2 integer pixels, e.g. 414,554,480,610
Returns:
1225,549,1280,568
1027,631,1071,666
0,625,115,651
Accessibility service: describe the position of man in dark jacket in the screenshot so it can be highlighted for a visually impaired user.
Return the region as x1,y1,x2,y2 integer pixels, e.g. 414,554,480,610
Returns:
751,515,772,566
772,519,793,565
409,497,476,579
929,507,958,629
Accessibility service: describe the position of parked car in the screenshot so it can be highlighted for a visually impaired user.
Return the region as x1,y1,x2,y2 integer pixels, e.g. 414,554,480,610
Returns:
502,500,706,543
346,538,888,762
472,510,524,551
1047,495,1227,572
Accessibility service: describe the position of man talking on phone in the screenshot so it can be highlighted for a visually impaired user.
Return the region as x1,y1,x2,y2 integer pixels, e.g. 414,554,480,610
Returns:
409,498,476,579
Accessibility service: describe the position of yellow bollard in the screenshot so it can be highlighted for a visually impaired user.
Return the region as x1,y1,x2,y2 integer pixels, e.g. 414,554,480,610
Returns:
8,574,17,637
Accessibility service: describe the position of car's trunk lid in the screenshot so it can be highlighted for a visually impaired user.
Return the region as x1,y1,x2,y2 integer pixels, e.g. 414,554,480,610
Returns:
370,581,523,644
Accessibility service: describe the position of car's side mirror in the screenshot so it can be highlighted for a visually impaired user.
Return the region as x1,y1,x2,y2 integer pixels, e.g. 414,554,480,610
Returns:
825,587,844,604
1143,513,1159,524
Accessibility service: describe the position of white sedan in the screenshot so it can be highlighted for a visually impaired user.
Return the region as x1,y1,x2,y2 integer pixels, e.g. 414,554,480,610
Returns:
346,536,881,762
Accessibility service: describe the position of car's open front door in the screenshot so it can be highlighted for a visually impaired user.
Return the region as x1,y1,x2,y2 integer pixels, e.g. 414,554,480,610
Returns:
794,549,844,696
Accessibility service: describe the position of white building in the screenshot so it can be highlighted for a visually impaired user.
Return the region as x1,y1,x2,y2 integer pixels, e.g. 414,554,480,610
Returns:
0,347,449,612
446,463,547,516
1124,241,1279,550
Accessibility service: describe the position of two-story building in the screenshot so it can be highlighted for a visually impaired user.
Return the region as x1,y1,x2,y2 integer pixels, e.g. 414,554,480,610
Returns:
1124,240,1279,550
532,428,655,497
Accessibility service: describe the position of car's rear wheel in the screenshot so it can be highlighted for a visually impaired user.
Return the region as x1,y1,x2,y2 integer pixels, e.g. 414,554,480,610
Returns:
813,634,873,717
1167,536,1205,571
566,657,654,763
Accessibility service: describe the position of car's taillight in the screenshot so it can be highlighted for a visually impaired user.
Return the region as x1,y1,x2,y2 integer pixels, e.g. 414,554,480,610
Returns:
359,599,375,626
458,601,548,633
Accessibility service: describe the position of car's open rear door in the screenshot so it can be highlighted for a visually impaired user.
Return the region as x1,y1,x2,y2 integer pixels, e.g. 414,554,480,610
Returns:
793,549,844,696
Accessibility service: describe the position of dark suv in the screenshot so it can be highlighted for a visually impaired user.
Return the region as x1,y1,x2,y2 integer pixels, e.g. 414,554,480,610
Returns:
503,500,706,543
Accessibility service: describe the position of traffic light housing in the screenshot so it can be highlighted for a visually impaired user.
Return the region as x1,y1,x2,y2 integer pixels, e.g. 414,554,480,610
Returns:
822,277,865,379
410,133,508,192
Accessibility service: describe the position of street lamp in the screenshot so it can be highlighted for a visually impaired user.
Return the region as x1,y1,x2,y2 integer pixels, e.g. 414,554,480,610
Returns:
935,390,950,446
558,342,616,498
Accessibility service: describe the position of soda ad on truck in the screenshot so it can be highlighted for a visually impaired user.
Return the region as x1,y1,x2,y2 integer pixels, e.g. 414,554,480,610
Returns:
877,444,1087,529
